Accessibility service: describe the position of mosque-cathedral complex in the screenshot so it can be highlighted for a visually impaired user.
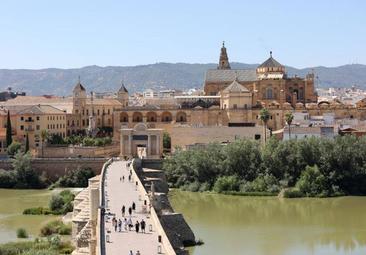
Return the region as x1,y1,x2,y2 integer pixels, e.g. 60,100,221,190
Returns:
1,42,366,155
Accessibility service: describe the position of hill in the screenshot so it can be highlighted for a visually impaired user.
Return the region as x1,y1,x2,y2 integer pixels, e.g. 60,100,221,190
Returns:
0,63,366,96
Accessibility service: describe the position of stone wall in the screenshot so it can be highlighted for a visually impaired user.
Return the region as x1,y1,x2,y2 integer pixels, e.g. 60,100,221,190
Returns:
35,145,120,158
169,126,269,150
137,159,196,253
0,158,106,181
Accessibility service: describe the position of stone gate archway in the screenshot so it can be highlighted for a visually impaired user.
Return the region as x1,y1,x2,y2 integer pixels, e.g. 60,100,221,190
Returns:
120,123,163,159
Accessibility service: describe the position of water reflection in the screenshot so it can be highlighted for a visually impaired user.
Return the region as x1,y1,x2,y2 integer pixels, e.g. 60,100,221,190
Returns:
170,190,366,255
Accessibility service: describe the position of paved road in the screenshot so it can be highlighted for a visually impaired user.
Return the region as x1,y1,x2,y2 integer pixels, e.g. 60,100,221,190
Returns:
104,160,165,255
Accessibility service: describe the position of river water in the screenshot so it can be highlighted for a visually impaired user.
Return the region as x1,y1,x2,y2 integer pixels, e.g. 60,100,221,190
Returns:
0,188,76,243
169,190,366,255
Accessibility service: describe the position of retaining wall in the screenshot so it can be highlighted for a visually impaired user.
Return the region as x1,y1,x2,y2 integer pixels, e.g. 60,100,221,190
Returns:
0,158,107,181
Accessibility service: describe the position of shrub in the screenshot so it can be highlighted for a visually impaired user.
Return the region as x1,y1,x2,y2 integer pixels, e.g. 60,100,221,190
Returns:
23,207,52,215
0,170,16,188
7,141,21,156
40,220,71,237
49,195,64,213
198,182,211,192
56,168,95,188
296,165,328,197
282,188,304,198
213,176,240,193
16,228,28,238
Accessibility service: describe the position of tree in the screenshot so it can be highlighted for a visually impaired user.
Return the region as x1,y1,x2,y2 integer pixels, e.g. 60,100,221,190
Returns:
12,151,43,188
6,111,12,147
40,130,49,158
285,111,294,139
163,132,171,151
296,165,328,197
259,108,270,143
25,133,30,153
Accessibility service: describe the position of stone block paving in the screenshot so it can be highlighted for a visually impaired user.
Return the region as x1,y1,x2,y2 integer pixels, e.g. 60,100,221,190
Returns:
104,160,165,255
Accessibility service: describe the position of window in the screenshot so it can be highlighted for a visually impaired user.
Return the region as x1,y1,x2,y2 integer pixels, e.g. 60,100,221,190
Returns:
233,104,237,109
244,104,247,109
20,125,24,130
108,109,110,114
36,125,40,130
36,116,40,120
255,134,261,140
21,117,24,121
97,109,100,115
266,87,273,99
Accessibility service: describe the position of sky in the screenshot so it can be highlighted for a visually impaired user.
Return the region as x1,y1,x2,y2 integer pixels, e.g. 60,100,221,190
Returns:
0,0,365,69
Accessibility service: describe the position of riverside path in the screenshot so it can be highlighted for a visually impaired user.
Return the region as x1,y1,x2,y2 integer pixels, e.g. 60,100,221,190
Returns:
103,160,166,255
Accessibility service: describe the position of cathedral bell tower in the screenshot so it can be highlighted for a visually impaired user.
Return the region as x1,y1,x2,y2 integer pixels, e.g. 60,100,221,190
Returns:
117,81,129,108
217,41,231,70
72,76,87,114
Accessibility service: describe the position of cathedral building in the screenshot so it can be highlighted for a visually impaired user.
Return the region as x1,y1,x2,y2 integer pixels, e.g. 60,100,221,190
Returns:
204,42,318,106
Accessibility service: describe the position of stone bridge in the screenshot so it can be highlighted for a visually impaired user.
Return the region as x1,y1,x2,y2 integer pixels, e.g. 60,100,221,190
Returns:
72,158,194,255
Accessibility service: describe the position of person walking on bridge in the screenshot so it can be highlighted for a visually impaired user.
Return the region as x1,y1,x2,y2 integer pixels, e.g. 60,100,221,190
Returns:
118,219,122,232
121,205,125,217
140,219,146,233
128,206,132,216
127,217,133,231
123,218,127,231
135,220,140,233
132,202,136,211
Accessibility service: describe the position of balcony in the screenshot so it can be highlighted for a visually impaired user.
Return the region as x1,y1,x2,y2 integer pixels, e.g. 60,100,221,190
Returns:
25,119,34,122
25,127,35,132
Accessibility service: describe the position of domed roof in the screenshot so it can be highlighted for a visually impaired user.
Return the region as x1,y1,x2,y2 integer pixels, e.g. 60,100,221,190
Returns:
258,51,283,68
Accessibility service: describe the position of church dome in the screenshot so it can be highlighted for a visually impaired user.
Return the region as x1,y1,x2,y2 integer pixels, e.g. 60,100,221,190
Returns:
256,52,285,79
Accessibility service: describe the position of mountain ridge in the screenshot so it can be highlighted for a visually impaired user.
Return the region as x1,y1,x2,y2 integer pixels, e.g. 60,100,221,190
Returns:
0,62,366,96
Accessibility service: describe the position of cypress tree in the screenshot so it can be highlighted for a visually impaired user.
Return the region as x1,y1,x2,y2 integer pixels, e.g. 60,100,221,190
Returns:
6,111,12,147
25,133,30,153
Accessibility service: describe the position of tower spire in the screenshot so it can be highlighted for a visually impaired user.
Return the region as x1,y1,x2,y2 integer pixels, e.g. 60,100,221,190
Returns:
218,41,231,70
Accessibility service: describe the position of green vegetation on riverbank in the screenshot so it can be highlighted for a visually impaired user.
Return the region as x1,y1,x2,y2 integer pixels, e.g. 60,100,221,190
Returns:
0,237,73,255
40,220,71,237
163,135,366,197
23,190,75,216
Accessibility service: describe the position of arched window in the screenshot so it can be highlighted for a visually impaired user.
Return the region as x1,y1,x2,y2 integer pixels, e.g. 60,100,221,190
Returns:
266,88,273,99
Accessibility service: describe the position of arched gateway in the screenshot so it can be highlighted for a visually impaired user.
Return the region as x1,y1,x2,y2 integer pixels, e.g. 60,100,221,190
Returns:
120,123,163,159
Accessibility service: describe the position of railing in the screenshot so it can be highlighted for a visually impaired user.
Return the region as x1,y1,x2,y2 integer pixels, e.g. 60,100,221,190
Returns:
97,158,112,255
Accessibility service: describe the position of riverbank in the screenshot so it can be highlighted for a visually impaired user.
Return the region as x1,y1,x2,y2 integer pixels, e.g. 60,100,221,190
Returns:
164,136,366,198
170,190,366,255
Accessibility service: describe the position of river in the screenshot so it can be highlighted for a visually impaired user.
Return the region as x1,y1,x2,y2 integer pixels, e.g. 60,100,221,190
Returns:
170,190,366,255
0,188,79,244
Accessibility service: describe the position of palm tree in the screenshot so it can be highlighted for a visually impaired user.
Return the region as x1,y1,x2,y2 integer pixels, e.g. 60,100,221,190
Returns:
285,111,294,140
40,130,49,158
259,108,270,143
